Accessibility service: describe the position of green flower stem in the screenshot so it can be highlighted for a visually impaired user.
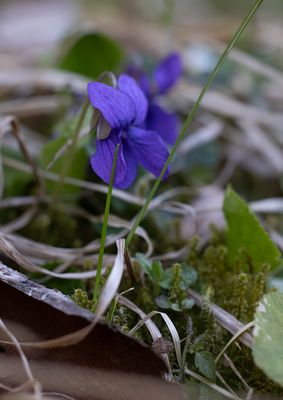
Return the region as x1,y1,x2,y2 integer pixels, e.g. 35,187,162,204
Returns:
52,99,89,202
93,144,120,305
125,0,264,248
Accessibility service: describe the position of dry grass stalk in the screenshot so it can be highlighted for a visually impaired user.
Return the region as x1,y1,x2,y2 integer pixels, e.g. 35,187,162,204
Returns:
0,319,42,399
188,289,253,348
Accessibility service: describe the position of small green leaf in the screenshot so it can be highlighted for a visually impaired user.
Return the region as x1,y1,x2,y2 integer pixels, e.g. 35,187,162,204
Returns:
2,147,32,197
223,187,281,271
253,292,283,387
181,298,195,310
150,261,164,283
160,263,197,290
137,254,165,285
136,253,153,276
180,263,198,290
195,351,216,382
160,267,175,289
171,303,182,312
155,295,171,309
58,32,123,79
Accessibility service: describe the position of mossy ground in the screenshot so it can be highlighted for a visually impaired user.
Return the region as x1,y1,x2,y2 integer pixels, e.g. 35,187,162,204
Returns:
72,233,283,395
3,198,280,394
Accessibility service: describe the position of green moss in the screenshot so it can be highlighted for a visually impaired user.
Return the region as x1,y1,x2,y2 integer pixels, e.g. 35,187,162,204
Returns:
185,236,282,394
169,263,182,302
23,208,81,248
72,233,282,394
72,288,92,310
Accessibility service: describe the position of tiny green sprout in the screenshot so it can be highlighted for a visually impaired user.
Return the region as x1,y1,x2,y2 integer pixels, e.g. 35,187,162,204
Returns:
137,254,197,312
137,253,164,297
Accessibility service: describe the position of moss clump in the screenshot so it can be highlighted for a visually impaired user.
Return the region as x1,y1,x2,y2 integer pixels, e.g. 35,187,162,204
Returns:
72,234,282,395
72,288,92,310
23,208,81,248
185,237,281,394
189,236,267,323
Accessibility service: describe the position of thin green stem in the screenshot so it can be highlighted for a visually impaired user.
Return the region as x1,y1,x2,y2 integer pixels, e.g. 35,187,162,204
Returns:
52,99,89,203
125,0,264,248
93,144,120,304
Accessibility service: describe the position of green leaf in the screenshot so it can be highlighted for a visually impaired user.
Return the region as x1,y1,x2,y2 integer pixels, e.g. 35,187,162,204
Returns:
181,298,195,310
155,295,171,309
253,292,283,387
40,133,89,194
58,32,124,79
171,303,182,312
136,253,153,276
223,187,281,271
180,263,198,290
195,351,216,382
150,261,164,283
137,254,165,285
160,267,175,289
160,263,197,290
184,382,226,400
2,147,32,197
3,165,32,197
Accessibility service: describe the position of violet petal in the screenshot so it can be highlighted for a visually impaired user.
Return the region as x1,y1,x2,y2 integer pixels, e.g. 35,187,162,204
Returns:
116,140,138,189
118,74,148,126
87,82,136,129
126,65,151,98
153,52,182,95
146,103,179,145
127,127,170,179
90,131,126,186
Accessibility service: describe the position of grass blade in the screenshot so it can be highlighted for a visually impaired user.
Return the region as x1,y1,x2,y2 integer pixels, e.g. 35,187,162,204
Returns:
125,0,264,248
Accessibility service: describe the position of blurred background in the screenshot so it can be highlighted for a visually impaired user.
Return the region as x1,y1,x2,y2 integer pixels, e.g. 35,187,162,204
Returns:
0,0,282,69
1,0,283,245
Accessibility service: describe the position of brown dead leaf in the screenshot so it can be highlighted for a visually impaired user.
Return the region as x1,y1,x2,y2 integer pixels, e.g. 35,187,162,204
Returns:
0,263,185,400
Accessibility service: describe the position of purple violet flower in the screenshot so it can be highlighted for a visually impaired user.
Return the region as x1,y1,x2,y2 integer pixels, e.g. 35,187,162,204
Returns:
87,74,170,189
128,52,182,146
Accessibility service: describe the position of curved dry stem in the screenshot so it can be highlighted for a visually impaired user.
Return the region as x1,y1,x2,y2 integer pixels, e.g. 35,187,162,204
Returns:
117,295,173,380
0,116,44,197
129,310,182,368
215,321,255,364
1,206,38,234
0,319,42,399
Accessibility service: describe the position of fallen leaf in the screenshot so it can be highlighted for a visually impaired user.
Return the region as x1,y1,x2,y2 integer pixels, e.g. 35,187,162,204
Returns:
0,263,185,400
